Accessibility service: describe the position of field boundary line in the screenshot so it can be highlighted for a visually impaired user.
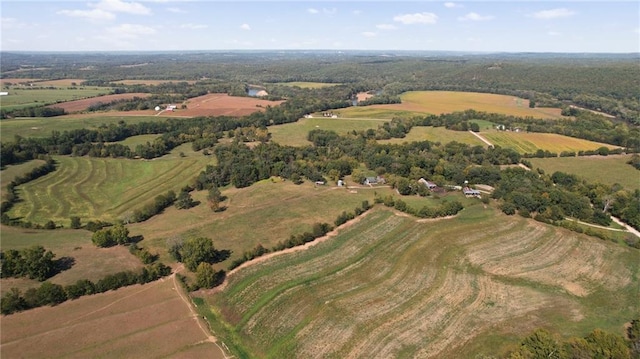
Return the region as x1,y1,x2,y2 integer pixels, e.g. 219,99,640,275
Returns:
469,130,494,147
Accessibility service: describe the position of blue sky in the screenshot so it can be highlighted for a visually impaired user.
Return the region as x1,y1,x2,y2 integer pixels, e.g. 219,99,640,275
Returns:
1,1,639,53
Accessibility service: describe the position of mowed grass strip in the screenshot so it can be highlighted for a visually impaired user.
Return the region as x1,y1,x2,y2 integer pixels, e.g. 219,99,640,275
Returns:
7,155,213,224
482,131,619,154
269,117,387,147
528,154,640,191
0,115,163,142
0,159,46,198
0,277,226,359
0,225,142,295
208,206,639,358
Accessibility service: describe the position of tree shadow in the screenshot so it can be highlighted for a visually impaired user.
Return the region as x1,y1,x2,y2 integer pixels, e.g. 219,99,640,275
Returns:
129,235,144,244
53,256,75,274
215,249,232,263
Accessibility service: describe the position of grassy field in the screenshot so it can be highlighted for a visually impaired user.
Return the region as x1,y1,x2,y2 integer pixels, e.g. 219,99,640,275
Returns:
129,178,381,267
0,225,142,295
0,88,112,111
379,126,485,146
482,131,619,154
0,115,163,142
0,276,227,359
269,117,388,147
338,91,564,119
201,205,639,358
528,155,640,191
0,159,46,198
111,134,162,149
7,154,214,225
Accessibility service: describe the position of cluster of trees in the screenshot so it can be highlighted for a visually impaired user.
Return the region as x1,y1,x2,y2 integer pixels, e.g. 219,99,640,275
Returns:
167,237,229,289
0,106,66,119
130,190,176,223
504,323,640,359
0,263,172,315
374,193,465,219
0,245,59,281
91,224,131,247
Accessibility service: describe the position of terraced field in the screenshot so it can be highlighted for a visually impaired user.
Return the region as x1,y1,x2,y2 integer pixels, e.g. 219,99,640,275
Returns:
204,206,639,358
7,155,213,225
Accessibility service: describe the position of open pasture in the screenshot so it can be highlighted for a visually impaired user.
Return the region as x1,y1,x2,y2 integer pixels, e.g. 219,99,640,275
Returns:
1,78,42,86
111,134,162,149
45,92,151,113
129,178,377,267
0,225,142,296
0,275,226,359
339,91,564,119
482,131,619,154
7,155,213,225
269,117,387,146
0,88,112,111
32,79,87,87
111,79,197,85
528,154,640,191
272,81,340,89
1,159,46,197
378,126,485,146
0,115,162,142
206,206,639,358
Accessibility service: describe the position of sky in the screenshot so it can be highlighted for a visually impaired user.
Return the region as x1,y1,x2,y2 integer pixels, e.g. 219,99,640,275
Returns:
1,0,639,53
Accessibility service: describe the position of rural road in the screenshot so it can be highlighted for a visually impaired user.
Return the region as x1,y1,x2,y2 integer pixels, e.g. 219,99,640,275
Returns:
611,216,640,238
469,130,494,147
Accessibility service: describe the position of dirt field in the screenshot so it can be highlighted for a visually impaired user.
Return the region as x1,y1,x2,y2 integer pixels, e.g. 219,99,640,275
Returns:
45,93,151,113
0,274,228,359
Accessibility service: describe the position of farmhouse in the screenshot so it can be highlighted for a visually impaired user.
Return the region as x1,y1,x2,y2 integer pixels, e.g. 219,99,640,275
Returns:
363,176,385,185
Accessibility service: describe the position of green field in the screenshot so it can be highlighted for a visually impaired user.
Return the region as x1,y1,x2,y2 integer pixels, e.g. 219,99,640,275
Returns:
7,155,214,225
333,107,420,120
111,134,162,149
379,126,485,146
0,225,142,295
0,88,111,111
482,131,619,154
529,155,640,191
269,117,388,147
0,159,46,198
201,206,639,358
272,82,340,89
0,115,163,142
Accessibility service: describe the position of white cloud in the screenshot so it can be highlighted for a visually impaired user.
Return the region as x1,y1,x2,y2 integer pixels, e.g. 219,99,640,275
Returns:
530,8,575,20
1,17,29,30
393,12,438,25
240,23,251,31
352,10,362,16
458,12,494,21
106,23,156,39
444,2,462,8
167,7,187,14
90,0,151,15
362,31,376,37
307,8,319,14
57,9,116,21
179,23,207,30
376,24,397,30
547,31,561,36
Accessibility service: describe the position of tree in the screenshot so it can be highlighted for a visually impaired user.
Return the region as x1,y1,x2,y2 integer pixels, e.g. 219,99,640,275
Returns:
36,281,67,306
91,224,129,247
1,288,27,314
195,263,225,289
179,237,226,272
207,186,223,212
22,246,56,281
175,190,196,209
70,216,81,229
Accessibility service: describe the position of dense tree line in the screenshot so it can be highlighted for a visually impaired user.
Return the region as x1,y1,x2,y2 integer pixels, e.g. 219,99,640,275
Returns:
0,245,57,281
0,262,172,315
0,106,66,119
130,190,177,223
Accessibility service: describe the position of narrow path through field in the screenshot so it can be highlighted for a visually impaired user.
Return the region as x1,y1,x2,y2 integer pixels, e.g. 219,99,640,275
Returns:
611,216,640,238
469,130,493,147
172,264,233,359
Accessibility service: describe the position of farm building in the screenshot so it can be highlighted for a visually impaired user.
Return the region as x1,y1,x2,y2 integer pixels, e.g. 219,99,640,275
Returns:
418,178,437,190
463,187,481,197
363,176,385,185
0,92,8,96
337,180,344,187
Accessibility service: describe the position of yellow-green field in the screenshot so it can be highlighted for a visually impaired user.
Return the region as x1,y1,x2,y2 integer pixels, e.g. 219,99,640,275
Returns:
269,117,387,147
202,206,639,358
528,155,640,191
379,126,485,146
337,91,564,119
482,131,619,154
0,88,112,111
111,134,162,149
0,159,46,198
112,79,197,85
0,225,142,296
7,154,214,225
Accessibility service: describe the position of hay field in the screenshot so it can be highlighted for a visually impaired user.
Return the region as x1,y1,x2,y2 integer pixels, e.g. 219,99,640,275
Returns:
7,155,213,225
112,79,197,85
378,126,485,146
0,225,142,296
0,159,46,198
0,275,227,359
269,117,387,147
273,82,340,89
0,115,162,142
204,206,639,358
528,155,640,191
339,91,564,119
129,178,377,266
482,131,619,154
0,88,112,111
